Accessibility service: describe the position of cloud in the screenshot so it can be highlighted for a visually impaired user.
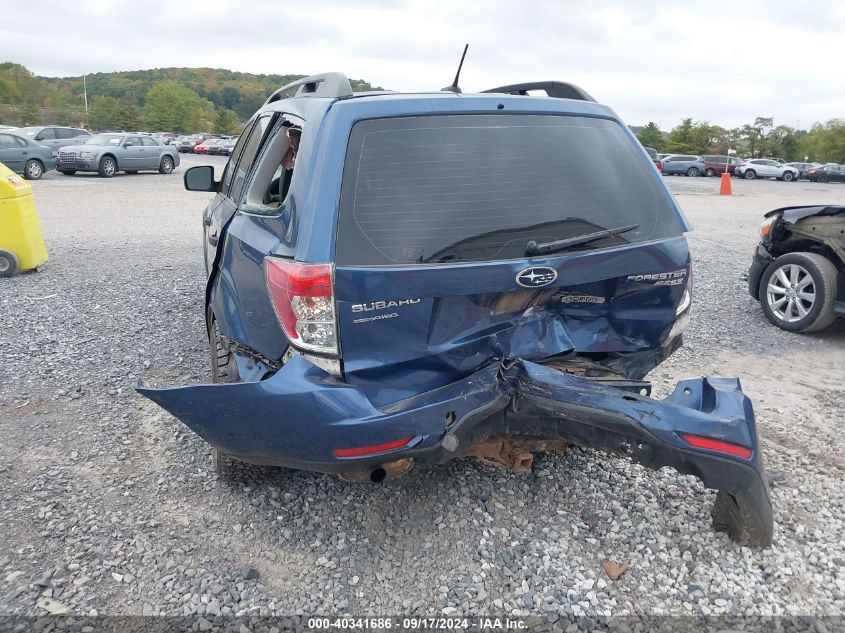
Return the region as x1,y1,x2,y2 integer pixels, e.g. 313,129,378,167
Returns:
2,0,842,128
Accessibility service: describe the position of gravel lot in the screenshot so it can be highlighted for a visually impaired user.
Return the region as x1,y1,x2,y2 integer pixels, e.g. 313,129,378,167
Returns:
1,158,843,628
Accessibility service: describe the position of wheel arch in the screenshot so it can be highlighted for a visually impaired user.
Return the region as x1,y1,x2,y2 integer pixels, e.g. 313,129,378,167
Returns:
100,152,119,168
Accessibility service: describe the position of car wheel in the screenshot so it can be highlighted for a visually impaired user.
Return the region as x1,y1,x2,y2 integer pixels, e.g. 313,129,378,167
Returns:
744,169,756,180
23,159,44,180
209,318,240,478
759,252,838,332
58,169,76,175
782,171,794,182
686,167,699,177
98,156,116,178
704,168,715,177
818,174,829,183
159,155,175,174
0,249,20,278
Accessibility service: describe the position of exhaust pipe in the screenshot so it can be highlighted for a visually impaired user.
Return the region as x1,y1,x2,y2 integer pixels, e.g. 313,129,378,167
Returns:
340,458,413,483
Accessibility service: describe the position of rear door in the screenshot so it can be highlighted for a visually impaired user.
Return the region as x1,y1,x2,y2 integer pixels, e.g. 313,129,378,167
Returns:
333,114,689,405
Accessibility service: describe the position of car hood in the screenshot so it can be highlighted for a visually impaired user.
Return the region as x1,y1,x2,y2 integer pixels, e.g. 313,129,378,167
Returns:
59,144,107,153
764,205,845,223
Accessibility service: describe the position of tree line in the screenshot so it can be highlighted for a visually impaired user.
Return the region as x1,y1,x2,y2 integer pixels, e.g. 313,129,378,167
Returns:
636,117,845,163
0,62,380,134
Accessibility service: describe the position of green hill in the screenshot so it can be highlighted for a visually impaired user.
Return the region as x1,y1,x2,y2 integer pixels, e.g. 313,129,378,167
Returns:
0,62,381,132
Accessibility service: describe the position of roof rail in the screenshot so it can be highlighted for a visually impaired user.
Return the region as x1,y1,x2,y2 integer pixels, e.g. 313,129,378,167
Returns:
265,72,353,104
481,81,596,103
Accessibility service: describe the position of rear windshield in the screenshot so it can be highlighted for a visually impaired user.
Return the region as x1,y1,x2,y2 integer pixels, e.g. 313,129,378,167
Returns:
336,114,683,265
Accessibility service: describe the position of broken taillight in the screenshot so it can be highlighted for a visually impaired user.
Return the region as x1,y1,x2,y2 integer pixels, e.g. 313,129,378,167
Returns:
333,437,413,458
264,258,338,355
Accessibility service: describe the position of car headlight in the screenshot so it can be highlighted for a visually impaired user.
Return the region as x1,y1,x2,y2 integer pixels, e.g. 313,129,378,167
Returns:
79,151,94,159
759,219,775,238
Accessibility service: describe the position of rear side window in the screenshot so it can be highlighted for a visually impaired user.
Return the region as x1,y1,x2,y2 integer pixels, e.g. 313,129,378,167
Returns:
222,114,273,200
336,114,683,265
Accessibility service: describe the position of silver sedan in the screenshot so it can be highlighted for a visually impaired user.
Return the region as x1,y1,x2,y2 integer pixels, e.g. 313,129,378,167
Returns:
55,133,180,177
661,154,706,177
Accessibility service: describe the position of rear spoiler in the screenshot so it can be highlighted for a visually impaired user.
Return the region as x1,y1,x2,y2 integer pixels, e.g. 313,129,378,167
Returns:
482,81,596,102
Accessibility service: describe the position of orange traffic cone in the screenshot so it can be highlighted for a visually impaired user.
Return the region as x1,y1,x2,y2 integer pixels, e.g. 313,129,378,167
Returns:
719,172,732,195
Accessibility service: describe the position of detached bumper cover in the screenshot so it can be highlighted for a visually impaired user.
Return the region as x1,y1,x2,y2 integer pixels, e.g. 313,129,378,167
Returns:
137,356,773,546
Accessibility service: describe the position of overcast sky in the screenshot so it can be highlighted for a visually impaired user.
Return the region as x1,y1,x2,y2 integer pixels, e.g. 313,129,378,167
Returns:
4,0,842,129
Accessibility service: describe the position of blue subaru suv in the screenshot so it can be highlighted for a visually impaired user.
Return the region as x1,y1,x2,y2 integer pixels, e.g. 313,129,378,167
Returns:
138,74,773,545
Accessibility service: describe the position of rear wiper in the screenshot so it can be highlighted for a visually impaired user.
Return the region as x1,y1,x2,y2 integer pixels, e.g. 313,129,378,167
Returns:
526,224,640,255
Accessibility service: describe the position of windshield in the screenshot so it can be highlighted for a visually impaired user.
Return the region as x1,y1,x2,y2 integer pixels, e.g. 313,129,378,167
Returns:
86,134,125,146
15,127,38,137
336,114,683,265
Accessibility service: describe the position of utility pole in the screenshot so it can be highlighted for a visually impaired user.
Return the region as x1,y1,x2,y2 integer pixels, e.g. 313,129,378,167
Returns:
83,74,89,115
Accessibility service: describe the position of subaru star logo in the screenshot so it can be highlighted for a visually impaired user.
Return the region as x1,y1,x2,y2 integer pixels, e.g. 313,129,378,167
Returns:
516,266,558,288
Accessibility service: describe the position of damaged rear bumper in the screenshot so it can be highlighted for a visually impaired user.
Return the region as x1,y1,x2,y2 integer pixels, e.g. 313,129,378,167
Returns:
137,356,773,546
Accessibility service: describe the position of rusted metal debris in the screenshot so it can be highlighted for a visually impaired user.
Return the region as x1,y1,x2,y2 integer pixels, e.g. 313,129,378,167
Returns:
462,435,568,473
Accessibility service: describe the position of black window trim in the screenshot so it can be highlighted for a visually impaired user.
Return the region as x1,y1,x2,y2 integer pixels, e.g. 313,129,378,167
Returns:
225,112,279,204
237,112,306,217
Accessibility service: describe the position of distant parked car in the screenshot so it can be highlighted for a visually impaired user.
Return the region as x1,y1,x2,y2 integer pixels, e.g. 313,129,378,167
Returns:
661,154,705,176
735,159,798,181
13,126,90,155
207,139,230,155
804,164,845,183
177,135,205,152
0,132,55,179
219,137,238,156
56,133,180,177
642,146,662,171
700,155,740,177
784,162,819,179
194,139,220,154
152,133,177,145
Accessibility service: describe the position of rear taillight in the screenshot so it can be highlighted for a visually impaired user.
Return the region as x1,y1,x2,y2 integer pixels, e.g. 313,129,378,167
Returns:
656,161,663,171
264,258,338,355
680,433,752,459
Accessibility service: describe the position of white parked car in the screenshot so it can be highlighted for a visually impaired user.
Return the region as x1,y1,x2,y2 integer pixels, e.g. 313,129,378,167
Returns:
735,159,798,181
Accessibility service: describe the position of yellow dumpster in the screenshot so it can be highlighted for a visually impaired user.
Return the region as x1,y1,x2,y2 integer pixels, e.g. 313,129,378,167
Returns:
0,161,48,277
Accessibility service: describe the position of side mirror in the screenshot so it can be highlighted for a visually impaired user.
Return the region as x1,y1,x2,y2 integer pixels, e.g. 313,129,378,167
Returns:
184,165,220,192
124,141,134,147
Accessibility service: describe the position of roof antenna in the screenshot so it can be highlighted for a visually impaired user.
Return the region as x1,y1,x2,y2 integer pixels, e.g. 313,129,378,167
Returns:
441,44,469,93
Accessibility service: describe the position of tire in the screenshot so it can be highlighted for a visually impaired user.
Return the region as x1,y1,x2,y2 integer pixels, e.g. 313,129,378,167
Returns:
159,155,175,174
23,159,44,180
686,167,699,177
209,318,240,478
705,168,715,177
818,174,829,183
0,249,20,278
58,169,76,175
782,171,794,182
744,169,756,180
98,156,117,178
759,252,838,332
